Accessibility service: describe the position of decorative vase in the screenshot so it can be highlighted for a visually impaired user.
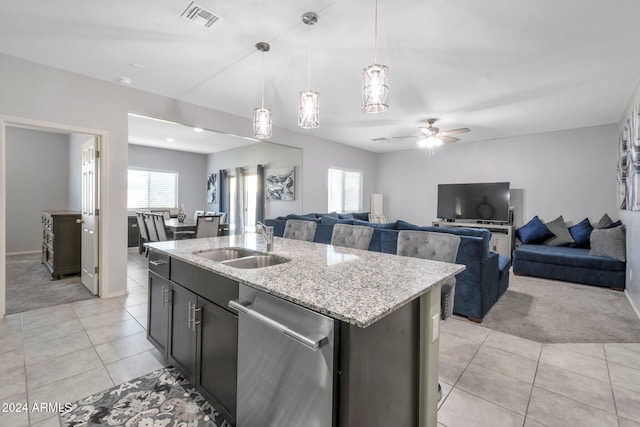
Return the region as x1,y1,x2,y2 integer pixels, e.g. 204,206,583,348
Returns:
177,204,186,223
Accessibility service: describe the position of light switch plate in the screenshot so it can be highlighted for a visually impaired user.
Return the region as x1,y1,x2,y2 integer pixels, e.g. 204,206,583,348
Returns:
432,313,440,342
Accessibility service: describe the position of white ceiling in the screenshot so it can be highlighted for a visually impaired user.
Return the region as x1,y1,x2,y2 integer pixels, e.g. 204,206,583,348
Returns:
1,0,640,153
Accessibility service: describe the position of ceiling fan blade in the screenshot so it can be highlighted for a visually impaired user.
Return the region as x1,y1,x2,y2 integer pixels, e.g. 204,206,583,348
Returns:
391,135,418,140
441,127,470,136
441,136,460,143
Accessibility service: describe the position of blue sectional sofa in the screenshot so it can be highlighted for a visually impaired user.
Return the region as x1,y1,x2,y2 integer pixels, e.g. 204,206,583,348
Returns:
512,245,626,290
266,213,511,322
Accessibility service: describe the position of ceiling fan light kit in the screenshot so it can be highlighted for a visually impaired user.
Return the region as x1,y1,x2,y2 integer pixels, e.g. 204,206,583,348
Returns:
298,12,320,129
362,0,389,114
253,41,272,140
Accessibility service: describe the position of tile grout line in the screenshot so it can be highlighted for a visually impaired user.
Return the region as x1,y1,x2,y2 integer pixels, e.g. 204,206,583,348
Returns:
522,342,544,427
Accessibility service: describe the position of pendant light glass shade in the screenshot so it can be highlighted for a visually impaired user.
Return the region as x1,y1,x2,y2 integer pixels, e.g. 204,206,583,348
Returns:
253,107,272,140
298,90,319,129
362,64,389,113
253,42,272,140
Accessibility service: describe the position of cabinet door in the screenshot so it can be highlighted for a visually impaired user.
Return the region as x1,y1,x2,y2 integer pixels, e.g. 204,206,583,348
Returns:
169,283,198,383
197,298,238,420
147,271,170,358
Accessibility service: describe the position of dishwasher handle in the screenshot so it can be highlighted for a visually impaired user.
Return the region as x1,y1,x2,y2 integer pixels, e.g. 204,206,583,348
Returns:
229,298,325,351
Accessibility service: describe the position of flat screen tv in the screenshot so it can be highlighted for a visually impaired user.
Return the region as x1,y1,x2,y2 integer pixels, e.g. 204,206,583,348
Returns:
437,182,511,223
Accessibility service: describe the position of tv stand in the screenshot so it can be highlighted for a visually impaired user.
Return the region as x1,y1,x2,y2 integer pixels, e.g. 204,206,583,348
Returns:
432,220,515,259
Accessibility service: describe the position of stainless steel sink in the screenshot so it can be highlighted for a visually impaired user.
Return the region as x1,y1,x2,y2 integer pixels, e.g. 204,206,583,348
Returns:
195,248,259,262
221,255,290,269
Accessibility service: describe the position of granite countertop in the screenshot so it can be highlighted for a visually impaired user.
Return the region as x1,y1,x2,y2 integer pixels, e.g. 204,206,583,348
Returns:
146,234,465,328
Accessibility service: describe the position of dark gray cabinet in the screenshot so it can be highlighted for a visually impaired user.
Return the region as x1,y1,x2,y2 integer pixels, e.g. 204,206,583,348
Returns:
41,210,81,280
147,253,238,425
127,215,139,247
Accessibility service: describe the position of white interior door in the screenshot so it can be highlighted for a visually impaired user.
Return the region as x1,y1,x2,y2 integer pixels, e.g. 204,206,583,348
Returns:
81,136,100,295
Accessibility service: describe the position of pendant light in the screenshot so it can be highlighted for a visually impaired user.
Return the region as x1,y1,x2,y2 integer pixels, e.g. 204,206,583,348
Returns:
362,0,389,113
298,11,319,129
253,42,272,140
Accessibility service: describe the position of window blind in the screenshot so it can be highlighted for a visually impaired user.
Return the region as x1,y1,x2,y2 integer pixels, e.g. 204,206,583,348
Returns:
128,169,178,209
328,167,362,212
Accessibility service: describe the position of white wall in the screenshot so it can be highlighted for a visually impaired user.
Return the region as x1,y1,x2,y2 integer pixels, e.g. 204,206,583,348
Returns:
619,80,640,316
207,143,303,219
376,124,619,227
6,127,70,253
0,52,378,309
128,144,207,219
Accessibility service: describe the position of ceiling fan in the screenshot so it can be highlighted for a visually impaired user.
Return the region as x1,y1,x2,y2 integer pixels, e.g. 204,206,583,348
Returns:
392,118,471,149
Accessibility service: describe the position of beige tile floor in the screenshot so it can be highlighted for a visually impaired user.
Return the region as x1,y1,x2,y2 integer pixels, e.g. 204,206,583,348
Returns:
1,248,639,426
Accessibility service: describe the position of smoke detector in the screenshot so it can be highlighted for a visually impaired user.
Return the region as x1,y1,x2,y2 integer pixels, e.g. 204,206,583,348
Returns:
181,1,223,29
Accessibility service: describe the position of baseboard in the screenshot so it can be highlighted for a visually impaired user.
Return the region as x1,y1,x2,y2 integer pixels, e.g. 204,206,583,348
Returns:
6,250,40,256
625,290,640,321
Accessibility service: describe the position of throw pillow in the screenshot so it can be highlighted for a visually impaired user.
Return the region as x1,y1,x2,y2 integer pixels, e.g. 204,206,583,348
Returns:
605,220,622,229
516,216,555,244
543,216,575,246
319,215,353,225
568,218,593,248
594,213,613,229
338,213,355,219
589,225,626,262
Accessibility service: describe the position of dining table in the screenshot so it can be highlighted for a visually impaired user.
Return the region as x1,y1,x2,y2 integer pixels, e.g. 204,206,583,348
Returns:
164,217,230,238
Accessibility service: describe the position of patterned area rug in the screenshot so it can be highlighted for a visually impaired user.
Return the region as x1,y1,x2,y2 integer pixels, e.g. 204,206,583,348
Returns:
60,366,232,426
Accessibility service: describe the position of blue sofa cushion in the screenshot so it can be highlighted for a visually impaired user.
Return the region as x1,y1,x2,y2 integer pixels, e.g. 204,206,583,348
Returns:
352,212,371,221
313,224,334,244
320,215,354,225
286,213,320,223
352,219,398,229
516,216,554,244
569,218,593,248
338,213,354,219
513,244,625,271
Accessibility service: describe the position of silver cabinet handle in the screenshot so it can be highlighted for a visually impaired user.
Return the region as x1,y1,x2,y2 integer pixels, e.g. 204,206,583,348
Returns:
229,299,325,351
193,307,202,331
149,259,167,266
161,286,170,308
188,301,193,328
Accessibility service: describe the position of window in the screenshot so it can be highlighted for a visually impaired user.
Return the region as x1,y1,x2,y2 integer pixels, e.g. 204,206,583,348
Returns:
328,167,363,212
229,173,258,233
128,168,178,209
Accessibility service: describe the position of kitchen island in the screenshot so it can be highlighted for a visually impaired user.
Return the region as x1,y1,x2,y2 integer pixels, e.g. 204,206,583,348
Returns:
146,234,465,427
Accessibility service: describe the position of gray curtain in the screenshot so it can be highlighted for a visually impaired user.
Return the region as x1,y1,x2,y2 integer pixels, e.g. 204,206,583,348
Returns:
233,167,245,235
256,164,265,223
219,169,228,216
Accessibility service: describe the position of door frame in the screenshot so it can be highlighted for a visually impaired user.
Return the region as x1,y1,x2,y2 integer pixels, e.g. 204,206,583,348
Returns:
0,115,108,317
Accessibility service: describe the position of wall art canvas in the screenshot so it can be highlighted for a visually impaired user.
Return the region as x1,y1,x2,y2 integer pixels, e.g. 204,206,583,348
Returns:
265,167,295,201
207,173,217,204
619,103,640,211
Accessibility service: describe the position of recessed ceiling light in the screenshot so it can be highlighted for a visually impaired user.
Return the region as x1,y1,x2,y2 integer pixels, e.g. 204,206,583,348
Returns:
166,138,175,142
193,127,204,132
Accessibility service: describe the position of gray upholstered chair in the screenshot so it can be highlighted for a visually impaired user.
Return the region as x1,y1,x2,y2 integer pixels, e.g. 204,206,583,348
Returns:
153,213,169,241
195,215,221,238
144,213,159,242
135,212,150,255
330,224,374,250
396,230,461,401
193,210,205,221
283,219,317,242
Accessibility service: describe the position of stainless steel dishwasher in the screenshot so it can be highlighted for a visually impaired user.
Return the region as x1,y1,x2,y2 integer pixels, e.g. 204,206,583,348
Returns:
229,284,335,427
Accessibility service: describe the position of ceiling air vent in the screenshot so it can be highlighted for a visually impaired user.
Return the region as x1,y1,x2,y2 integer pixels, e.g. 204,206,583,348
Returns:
181,1,223,29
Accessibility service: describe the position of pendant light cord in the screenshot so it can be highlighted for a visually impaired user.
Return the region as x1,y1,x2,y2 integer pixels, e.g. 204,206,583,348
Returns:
261,52,265,108
307,24,312,90
374,0,379,64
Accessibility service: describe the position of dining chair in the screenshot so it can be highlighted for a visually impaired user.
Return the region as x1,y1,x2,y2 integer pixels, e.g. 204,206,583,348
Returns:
205,211,216,216
144,213,159,242
330,224,374,250
218,212,227,224
396,230,461,401
153,213,169,241
283,219,317,242
152,210,171,220
135,212,150,255
194,210,205,221
195,215,221,238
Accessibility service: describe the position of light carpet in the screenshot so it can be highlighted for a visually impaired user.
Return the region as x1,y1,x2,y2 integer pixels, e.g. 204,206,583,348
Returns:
480,272,640,343
5,253,95,314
